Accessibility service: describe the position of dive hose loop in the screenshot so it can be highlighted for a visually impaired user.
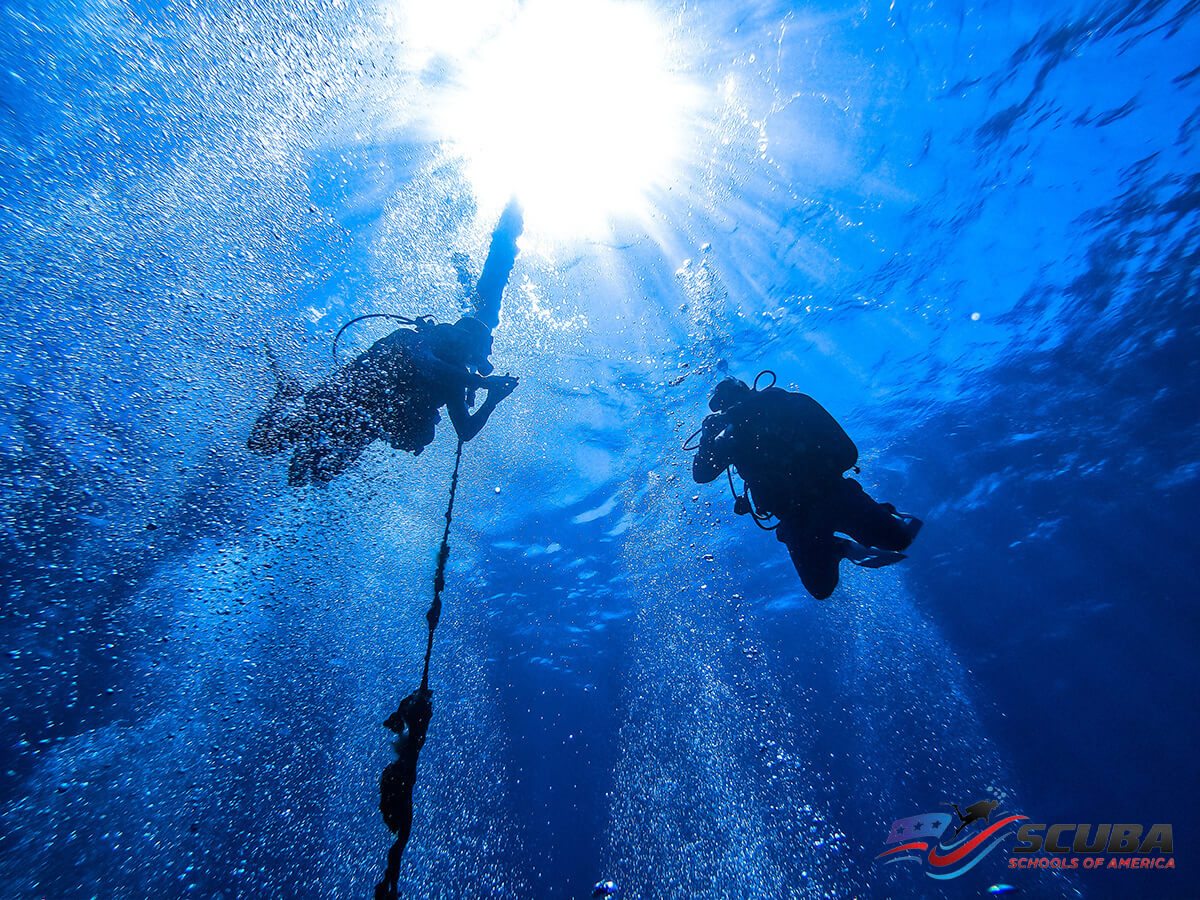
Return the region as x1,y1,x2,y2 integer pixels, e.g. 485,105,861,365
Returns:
331,313,419,361
753,369,777,391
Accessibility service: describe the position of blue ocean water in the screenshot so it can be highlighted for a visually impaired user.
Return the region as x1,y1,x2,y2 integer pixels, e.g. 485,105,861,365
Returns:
1,0,1197,897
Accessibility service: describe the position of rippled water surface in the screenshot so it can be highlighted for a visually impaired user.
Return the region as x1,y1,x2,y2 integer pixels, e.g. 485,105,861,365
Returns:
2,0,1197,897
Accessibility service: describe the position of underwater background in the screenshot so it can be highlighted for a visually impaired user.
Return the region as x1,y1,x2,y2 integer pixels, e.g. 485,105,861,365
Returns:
2,0,1197,897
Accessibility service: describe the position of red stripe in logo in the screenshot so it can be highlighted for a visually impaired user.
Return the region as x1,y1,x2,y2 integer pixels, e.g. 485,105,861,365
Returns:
875,841,929,859
927,815,1027,868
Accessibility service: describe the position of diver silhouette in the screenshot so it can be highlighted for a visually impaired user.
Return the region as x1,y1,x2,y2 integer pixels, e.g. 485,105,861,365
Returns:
248,316,517,485
942,798,1000,838
248,201,524,486
691,376,922,599
375,688,434,900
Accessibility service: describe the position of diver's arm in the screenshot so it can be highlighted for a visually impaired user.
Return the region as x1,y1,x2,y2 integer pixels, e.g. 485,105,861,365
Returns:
446,376,519,442
692,413,733,483
421,353,486,391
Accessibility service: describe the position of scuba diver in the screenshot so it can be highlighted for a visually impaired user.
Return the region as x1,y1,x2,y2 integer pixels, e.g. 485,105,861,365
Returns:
376,688,433,900
691,376,922,599
248,316,517,485
248,201,524,486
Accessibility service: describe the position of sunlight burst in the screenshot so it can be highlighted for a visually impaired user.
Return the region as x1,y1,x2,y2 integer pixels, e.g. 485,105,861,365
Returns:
433,0,697,240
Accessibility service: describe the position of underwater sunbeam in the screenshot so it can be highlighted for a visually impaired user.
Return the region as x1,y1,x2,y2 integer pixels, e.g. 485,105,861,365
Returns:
438,0,699,240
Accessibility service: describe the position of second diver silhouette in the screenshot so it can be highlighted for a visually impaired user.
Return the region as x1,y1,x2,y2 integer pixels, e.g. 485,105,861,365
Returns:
690,375,923,599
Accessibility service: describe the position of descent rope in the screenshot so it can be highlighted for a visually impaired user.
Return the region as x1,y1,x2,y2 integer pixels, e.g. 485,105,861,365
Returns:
422,438,463,691
374,439,465,900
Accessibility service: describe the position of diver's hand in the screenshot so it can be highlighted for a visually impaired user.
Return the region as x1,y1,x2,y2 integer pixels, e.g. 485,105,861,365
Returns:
483,374,518,404
700,413,735,453
701,412,731,440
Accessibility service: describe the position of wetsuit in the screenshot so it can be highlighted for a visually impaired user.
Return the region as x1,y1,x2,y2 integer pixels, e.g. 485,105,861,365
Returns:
249,328,477,486
693,387,914,599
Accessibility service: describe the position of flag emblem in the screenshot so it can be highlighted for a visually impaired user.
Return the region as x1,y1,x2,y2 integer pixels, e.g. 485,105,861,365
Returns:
876,800,1025,880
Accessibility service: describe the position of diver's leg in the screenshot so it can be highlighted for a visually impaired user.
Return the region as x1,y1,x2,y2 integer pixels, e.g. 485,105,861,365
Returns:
833,478,920,551
286,446,313,487
288,438,369,486
776,518,841,600
247,368,305,456
286,391,376,485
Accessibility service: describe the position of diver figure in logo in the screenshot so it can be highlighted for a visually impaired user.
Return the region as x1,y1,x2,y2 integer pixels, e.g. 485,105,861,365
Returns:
691,376,922,599
943,798,1000,838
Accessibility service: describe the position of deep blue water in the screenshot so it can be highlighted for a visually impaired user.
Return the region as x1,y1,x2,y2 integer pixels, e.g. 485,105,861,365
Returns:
2,0,1198,898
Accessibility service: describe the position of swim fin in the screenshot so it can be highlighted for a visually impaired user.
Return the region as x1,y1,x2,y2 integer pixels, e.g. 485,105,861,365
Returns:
839,538,907,569
881,503,923,544
895,512,923,542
